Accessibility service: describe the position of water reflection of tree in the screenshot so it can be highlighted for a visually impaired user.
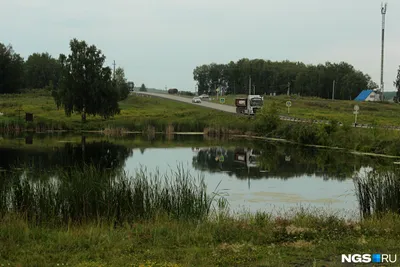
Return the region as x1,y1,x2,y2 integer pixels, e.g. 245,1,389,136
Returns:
192,142,393,181
0,139,133,179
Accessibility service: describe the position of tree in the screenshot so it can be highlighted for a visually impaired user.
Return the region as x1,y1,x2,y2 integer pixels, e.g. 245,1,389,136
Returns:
0,43,24,94
139,83,147,92
254,101,280,134
193,59,377,100
366,75,379,89
24,52,61,89
193,64,210,94
53,38,120,122
114,67,130,100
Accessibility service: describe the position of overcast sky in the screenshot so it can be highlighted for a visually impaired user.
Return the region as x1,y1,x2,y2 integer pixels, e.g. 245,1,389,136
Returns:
1,0,399,92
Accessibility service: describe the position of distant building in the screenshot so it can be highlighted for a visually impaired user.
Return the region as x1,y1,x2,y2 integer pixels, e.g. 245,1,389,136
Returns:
354,90,381,102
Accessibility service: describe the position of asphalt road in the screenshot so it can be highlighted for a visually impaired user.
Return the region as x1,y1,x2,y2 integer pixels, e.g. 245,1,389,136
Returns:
134,92,400,130
136,92,237,113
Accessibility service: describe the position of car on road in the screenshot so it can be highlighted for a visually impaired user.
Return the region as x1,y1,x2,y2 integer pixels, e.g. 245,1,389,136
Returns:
192,97,201,103
198,94,209,100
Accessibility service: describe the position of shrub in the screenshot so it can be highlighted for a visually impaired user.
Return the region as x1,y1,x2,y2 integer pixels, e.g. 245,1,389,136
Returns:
254,101,281,135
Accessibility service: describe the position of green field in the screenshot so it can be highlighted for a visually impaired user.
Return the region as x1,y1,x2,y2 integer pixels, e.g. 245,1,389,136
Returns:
0,89,248,132
213,94,400,126
2,90,400,131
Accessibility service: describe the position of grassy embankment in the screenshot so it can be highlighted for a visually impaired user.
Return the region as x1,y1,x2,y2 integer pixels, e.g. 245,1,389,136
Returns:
1,165,400,266
0,89,247,134
2,90,400,156
211,94,400,126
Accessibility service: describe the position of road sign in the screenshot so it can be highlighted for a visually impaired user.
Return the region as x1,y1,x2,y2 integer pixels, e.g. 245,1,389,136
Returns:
353,107,359,125
220,98,225,104
286,101,292,114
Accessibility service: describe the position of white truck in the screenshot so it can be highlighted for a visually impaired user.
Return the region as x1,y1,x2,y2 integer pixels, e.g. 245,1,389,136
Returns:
235,95,264,115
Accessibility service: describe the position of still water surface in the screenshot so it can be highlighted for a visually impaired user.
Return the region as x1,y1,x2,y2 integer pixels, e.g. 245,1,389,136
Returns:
125,147,357,216
1,134,393,217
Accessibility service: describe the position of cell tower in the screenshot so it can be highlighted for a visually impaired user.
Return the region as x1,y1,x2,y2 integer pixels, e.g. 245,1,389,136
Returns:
380,2,387,101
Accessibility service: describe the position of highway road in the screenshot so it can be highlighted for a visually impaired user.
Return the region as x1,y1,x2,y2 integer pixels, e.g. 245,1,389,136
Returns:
134,92,400,131
136,91,237,113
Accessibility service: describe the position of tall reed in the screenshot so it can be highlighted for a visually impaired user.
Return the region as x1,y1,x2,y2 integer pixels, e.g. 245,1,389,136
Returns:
354,167,400,218
0,164,215,226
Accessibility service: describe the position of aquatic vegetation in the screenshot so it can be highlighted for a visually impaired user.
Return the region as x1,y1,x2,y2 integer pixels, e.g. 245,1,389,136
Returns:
355,167,400,218
0,164,217,226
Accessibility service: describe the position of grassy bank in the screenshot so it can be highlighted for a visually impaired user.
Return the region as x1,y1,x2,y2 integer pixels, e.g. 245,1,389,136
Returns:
0,90,247,133
2,211,400,266
2,90,400,156
211,94,400,126
1,166,400,266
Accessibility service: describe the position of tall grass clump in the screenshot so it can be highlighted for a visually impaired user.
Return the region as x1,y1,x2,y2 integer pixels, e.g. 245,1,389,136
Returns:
0,164,214,226
255,101,281,134
354,167,400,218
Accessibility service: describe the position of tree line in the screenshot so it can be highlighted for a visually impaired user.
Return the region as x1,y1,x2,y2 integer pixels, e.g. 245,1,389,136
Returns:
193,58,383,100
0,40,135,121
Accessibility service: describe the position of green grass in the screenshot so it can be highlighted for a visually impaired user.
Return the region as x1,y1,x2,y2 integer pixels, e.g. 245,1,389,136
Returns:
3,90,400,132
0,89,249,133
2,207,400,266
1,165,400,266
212,94,400,126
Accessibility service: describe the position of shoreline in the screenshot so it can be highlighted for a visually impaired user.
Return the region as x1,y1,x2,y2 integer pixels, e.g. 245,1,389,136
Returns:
2,129,400,159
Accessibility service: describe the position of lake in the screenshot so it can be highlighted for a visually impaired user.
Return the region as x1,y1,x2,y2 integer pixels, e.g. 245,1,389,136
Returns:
0,133,395,218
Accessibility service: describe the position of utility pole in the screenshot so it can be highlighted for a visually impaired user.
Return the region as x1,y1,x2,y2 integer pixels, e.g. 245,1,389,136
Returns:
253,85,256,95
287,82,291,96
113,60,116,80
332,80,335,100
380,2,387,101
248,76,251,95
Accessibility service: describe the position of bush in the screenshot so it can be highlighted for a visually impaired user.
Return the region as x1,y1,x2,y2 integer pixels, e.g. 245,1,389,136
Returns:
254,101,281,135
297,124,319,144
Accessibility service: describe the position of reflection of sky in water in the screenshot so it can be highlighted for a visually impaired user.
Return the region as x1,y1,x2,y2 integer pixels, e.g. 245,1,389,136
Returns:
124,148,359,218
